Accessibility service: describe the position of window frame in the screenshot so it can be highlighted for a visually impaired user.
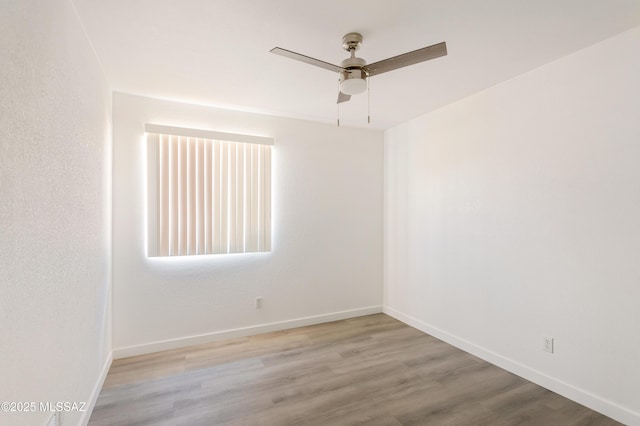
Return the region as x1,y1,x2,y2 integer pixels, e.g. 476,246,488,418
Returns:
145,124,273,257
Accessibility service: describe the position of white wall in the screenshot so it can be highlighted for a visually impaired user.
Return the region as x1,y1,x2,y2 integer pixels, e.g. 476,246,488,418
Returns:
0,1,112,425
384,26,640,425
112,93,383,356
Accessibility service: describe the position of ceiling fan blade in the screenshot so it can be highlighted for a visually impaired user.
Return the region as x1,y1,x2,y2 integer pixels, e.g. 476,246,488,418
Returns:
270,47,343,73
365,41,447,77
337,91,351,104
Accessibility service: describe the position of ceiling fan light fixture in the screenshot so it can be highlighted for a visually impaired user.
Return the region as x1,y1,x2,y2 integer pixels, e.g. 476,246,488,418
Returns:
340,78,367,95
339,69,367,95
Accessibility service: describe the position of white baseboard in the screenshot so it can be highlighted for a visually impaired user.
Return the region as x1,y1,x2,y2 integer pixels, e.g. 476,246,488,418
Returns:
113,305,382,359
80,351,113,426
383,306,639,426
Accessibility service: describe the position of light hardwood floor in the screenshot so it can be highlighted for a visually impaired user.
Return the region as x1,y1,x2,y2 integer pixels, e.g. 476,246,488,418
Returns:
89,314,620,425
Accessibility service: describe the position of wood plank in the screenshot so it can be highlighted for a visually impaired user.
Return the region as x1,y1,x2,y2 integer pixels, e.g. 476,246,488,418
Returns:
89,314,621,426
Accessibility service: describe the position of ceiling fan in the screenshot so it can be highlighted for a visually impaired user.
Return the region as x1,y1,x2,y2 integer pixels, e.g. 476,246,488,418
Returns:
270,32,447,105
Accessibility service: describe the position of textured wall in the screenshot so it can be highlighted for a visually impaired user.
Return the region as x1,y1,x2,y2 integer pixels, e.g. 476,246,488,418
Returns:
0,1,112,425
111,93,383,355
384,27,640,424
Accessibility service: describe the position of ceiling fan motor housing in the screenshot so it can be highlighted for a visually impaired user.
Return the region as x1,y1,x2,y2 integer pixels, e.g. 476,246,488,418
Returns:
339,56,367,95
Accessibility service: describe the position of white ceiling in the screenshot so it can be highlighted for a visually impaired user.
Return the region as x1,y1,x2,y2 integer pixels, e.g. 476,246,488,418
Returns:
73,0,640,129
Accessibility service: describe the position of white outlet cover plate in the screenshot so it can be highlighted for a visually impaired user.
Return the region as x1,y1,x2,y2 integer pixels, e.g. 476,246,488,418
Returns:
47,413,58,426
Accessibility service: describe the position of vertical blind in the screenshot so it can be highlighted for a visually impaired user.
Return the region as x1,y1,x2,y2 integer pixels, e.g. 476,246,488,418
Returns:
146,124,273,257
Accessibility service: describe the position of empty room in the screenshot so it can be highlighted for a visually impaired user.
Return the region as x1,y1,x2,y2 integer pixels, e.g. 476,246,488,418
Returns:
2,0,640,425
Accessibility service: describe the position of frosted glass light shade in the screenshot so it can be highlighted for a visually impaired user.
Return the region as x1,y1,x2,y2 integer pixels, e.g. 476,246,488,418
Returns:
340,77,367,95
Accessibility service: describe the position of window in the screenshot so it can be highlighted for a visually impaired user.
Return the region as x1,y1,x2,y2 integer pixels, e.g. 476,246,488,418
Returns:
145,124,272,257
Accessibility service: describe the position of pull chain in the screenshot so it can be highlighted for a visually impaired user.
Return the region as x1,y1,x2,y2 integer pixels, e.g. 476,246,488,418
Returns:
337,79,341,127
367,76,371,124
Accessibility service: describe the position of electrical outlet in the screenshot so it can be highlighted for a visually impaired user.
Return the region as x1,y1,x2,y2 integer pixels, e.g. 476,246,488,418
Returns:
46,413,59,426
255,296,263,309
543,336,554,353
